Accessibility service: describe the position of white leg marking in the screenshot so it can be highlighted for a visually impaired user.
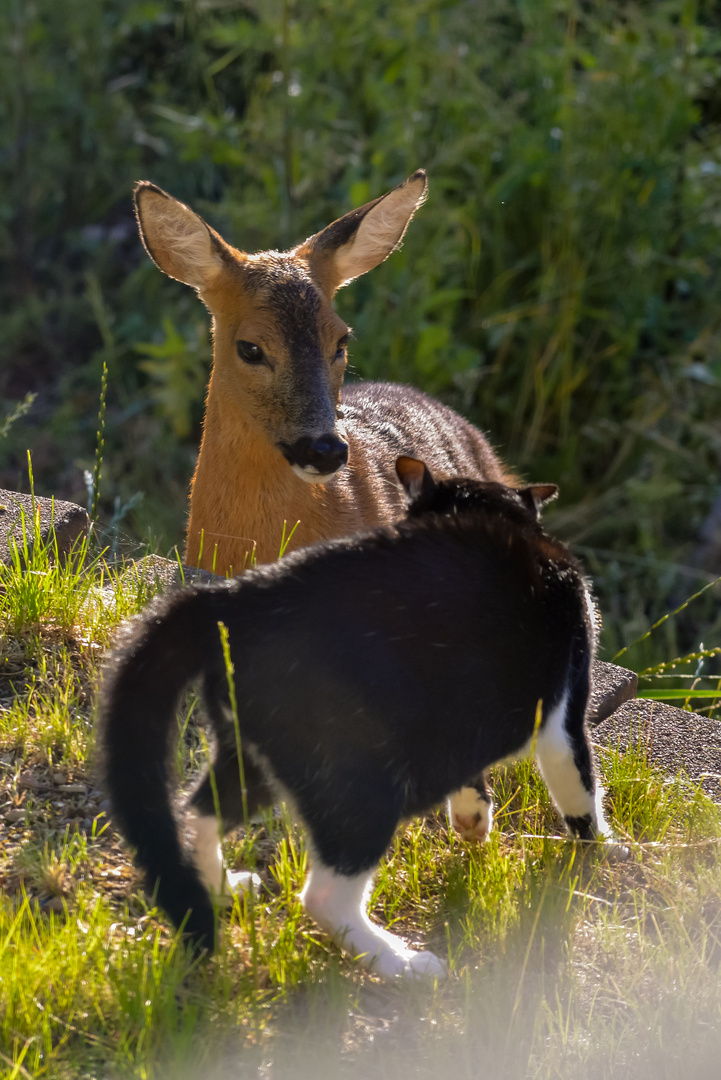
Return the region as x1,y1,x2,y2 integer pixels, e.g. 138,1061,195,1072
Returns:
448,786,494,842
189,811,260,906
592,785,630,857
534,695,628,854
593,784,611,835
535,690,596,820
300,863,447,980
189,812,225,894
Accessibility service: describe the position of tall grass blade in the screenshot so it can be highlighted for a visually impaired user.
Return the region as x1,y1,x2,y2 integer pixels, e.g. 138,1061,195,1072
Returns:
217,618,259,991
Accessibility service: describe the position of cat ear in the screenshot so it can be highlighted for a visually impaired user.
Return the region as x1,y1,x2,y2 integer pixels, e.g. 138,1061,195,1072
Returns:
395,456,437,502
516,483,559,519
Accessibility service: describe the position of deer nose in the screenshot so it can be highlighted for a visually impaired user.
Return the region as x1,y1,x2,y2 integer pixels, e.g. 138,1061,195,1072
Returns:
307,434,349,471
280,433,349,476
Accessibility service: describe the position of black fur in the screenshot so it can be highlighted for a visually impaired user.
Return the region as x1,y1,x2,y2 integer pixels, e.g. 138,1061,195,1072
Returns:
100,464,601,954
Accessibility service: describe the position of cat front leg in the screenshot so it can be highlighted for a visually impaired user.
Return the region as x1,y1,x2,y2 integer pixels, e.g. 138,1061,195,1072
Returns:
448,772,494,841
300,862,447,980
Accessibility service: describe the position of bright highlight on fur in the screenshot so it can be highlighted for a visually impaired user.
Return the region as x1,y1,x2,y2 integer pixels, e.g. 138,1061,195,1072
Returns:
329,171,427,285
100,459,616,979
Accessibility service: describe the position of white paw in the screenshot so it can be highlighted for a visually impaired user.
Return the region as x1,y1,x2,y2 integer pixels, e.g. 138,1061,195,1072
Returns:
448,787,493,842
598,837,631,861
213,868,262,907
368,945,448,981
401,948,448,980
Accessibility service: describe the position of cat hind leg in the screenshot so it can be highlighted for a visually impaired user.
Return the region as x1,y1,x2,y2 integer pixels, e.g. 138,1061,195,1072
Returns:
535,688,609,840
535,687,628,857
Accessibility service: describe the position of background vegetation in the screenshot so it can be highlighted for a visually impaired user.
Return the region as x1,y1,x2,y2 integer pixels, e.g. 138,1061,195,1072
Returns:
2,0,721,669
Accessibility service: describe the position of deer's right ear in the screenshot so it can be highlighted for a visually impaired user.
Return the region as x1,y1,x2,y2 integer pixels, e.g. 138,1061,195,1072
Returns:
395,456,436,503
299,170,428,295
134,182,227,291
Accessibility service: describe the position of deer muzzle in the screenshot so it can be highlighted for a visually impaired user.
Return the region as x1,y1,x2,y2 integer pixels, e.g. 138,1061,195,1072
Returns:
279,433,349,483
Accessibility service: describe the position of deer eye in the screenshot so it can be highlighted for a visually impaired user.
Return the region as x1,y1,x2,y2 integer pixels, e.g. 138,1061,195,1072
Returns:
334,334,349,361
236,340,265,365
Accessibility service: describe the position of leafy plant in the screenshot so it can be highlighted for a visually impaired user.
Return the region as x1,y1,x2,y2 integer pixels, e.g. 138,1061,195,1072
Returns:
136,318,211,439
0,392,36,442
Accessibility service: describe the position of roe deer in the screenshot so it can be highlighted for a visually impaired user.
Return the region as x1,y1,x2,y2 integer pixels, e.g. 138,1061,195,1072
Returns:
134,171,512,572
101,457,619,980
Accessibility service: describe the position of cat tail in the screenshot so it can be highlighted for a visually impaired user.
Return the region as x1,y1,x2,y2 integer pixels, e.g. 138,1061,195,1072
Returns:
100,586,223,952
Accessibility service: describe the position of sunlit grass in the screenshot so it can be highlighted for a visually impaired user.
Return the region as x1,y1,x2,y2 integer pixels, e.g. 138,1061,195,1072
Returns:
1,529,720,1078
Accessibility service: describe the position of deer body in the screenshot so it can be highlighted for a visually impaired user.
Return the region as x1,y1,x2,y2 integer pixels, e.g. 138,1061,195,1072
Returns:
134,172,511,572
187,381,507,569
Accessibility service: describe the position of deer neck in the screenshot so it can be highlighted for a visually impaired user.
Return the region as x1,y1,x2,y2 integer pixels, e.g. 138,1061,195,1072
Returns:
185,380,331,572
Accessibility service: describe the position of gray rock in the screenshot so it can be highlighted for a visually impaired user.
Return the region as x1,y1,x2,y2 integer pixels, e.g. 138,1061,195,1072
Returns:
41,896,66,913
86,554,224,621
0,489,89,566
18,770,44,790
593,698,721,802
116,553,222,591
588,660,638,725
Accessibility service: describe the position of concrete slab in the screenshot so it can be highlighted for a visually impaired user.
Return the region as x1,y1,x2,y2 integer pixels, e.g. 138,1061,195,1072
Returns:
593,698,721,802
588,660,638,725
0,489,89,566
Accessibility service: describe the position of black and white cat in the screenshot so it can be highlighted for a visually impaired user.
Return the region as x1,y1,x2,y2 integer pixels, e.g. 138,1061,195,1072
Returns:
100,456,613,979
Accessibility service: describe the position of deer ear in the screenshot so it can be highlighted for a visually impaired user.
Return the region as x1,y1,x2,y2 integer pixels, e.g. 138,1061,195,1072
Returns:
516,483,559,519
134,182,229,291
298,170,428,295
395,455,436,502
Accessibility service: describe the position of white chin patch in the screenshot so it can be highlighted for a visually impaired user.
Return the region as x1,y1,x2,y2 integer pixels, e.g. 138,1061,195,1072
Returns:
291,463,342,485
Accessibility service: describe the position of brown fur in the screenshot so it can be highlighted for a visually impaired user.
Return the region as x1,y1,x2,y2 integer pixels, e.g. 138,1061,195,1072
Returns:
134,173,513,572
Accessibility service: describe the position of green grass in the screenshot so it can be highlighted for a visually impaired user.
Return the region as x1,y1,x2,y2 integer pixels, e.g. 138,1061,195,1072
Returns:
1,526,721,1079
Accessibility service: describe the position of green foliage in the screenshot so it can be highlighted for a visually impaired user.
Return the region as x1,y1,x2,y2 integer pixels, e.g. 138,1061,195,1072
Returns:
136,318,211,439
2,0,721,662
0,393,36,442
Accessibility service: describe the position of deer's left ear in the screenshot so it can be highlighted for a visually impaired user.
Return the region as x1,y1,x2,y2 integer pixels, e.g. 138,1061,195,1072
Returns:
516,483,559,519
298,170,428,295
395,456,437,502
